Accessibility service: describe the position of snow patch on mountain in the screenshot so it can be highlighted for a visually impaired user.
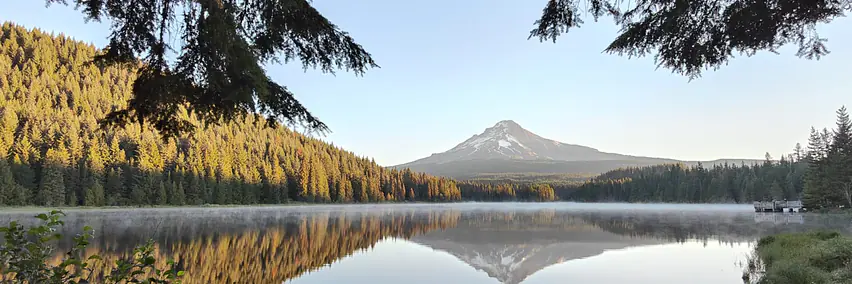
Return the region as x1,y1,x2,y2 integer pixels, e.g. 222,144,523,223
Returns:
452,245,537,284
498,140,511,148
506,135,529,150
395,119,667,170
445,120,544,159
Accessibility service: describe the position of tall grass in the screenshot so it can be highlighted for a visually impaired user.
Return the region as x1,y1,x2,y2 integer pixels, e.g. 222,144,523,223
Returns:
743,231,852,284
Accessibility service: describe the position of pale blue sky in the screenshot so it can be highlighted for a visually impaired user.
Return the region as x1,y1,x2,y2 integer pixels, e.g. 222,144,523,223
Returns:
3,0,850,166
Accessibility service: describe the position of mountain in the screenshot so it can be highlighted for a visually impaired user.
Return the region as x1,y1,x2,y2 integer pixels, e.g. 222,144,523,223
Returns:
394,120,762,179
411,216,664,284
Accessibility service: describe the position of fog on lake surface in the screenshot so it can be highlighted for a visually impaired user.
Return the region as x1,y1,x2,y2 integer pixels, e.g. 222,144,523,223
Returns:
1,203,850,284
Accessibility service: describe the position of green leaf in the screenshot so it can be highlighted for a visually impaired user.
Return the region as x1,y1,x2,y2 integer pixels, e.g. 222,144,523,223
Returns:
35,213,48,221
177,271,185,277
88,255,102,260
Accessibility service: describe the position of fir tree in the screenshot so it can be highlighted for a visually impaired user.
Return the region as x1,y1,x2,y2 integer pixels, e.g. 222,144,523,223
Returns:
0,159,20,205
156,180,168,205
83,180,105,207
173,181,186,206
38,149,67,206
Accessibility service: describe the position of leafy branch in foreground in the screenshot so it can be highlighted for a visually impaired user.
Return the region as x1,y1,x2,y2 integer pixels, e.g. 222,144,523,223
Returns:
0,210,184,283
530,0,847,78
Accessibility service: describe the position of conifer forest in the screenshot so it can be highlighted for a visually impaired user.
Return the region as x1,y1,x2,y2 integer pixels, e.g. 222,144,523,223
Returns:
0,22,849,208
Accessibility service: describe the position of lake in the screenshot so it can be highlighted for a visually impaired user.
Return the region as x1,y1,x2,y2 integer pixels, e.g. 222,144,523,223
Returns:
1,203,850,284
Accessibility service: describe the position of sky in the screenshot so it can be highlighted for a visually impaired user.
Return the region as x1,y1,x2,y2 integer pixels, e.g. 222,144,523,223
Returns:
3,0,851,166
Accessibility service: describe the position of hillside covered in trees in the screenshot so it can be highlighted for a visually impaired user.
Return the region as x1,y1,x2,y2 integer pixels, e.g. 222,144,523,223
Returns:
0,22,474,206
5,21,847,207
566,159,807,203
565,106,852,208
0,22,564,207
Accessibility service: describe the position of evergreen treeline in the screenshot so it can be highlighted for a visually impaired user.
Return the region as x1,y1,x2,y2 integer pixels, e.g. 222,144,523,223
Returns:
802,107,852,209
0,22,471,206
566,159,807,203
458,182,557,202
567,106,852,207
6,21,849,207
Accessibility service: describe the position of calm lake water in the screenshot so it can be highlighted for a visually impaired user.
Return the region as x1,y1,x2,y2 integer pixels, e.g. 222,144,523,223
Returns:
1,203,851,284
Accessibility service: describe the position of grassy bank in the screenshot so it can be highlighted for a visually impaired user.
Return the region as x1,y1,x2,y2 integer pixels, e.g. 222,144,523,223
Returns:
743,231,852,284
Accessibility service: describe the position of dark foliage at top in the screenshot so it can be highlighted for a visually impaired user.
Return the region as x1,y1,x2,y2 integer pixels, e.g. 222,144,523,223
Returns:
47,0,847,137
529,0,845,78
46,0,378,138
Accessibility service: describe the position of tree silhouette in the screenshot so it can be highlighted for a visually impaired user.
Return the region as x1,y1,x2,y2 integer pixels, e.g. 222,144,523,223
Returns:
529,0,844,78
45,0,378,138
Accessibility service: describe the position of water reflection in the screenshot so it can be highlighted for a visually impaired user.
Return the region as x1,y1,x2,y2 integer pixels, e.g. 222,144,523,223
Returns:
0,204,850,284
411,211,666,284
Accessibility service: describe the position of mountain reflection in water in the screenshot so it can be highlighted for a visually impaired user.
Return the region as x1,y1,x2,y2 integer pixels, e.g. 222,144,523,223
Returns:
0,204,850,284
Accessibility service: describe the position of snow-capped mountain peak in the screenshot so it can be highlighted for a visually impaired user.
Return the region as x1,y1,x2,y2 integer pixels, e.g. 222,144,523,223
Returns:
448,120,537,159
392,120,765,178
398,120,611,166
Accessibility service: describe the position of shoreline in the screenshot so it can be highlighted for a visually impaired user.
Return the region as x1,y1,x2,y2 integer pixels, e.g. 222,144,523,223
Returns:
0,202,794,213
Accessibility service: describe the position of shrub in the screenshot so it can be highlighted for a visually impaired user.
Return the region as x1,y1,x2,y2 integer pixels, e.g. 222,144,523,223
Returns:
0,210,184,283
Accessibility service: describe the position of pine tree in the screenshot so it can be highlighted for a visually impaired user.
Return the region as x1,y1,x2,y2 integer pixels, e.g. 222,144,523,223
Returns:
172,181,186,206
186,174,201,205
84,179,105,207
769,181,784,200
0,159,22,205
156,180,168,205
297,156,311,202
11,153,35,192
105,168,124,205
215,180,229,205
310,156,330,202
831,106,852,155
804,127,828,208
37,148,68,206
793,143,804,162
129,184,146,206
825,106,852,207
357,177,369,203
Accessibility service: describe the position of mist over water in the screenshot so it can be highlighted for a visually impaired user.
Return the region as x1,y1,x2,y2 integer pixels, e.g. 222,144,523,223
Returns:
1,203,850,284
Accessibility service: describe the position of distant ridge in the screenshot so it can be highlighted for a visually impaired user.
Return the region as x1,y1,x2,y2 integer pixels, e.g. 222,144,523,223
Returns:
393,120,762,179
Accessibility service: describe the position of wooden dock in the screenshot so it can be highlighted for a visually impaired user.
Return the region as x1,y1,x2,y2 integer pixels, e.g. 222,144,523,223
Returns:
754,212,805,224
753,200,804,212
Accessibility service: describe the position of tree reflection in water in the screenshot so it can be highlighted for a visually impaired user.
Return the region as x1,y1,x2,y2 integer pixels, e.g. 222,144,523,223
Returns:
1,206,849,284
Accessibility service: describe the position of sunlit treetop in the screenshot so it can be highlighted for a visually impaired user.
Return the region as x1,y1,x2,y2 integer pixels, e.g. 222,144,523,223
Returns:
529,0,846,78
47,0,378,138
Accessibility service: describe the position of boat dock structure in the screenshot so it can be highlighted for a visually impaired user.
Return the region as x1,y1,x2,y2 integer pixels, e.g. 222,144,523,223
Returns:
753,200,804,212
